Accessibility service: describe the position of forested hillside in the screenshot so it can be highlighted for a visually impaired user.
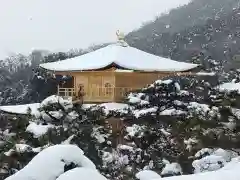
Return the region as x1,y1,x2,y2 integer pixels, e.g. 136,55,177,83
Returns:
127,0,240,69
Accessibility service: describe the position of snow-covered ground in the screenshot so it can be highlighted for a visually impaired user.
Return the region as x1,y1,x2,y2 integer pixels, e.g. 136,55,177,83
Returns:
0,101,130,117
0,103,40,116
217,82,240,94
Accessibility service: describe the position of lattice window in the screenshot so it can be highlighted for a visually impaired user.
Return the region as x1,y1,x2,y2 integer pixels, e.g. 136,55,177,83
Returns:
105,83,112,95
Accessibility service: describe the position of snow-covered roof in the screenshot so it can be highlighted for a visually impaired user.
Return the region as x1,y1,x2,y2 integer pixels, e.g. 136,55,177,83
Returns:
40,43,199,72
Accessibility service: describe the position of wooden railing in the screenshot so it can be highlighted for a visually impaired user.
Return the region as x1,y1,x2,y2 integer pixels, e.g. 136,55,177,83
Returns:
57,87,138,101
58,88,75,97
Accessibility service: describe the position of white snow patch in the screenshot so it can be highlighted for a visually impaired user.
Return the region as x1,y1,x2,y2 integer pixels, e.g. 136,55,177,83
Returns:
196,72,216,76
134,107,158,118
40,95,73,110
160,128,171,136
136,170,161,180
5,145,96,180
187,102,210,114
128,93,149,105
193,155,226,173
0,103,40,116
115,69,134,72
102,151,114,165
217,82,240,94
82,104,96,110
26,122,54,138
99,103,129,115
184,138,198,151
231,108,240,119
161,163,182,176
125,124,144,138
15,144,42,153
91,127,109,144
150,162,240,180
61,135,75,145
160,108,187,116
118,144,134,152
195,148,214,158
155,79,173,85
56,167,107,180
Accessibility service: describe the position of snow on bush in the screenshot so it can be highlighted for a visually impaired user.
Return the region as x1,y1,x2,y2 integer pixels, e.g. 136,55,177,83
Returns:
217,82,240,94
56,167,107,180
194,148,214,159
125,124,145,139
40,95,73,110
193,155,226,173
136,170,161,180
128,93,149,105
193,148,238,173
149,161,240,180
5,144,96,180
4,144,43,156
26,121,54,138
99,103,130,115
0,103,40,116
161,163,182,177
38,95,76,122
133,107,158,118
159,108,187,116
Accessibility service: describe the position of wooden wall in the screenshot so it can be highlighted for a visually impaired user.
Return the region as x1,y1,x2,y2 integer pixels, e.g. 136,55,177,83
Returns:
114,71,172,101
71,72,115,102
115,72,169,87
56,70,195,102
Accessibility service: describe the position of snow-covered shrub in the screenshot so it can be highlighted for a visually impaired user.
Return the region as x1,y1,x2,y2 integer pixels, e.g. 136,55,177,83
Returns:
136,170,161,180
161,163,182,177
193,148,238,173
5,144,96,180
56,167,107,180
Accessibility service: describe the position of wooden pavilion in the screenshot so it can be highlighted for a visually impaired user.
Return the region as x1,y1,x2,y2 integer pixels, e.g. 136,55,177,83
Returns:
40,31,199,103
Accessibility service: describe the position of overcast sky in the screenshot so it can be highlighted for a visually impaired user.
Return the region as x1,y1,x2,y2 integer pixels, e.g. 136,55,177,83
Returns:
0,0,189,59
